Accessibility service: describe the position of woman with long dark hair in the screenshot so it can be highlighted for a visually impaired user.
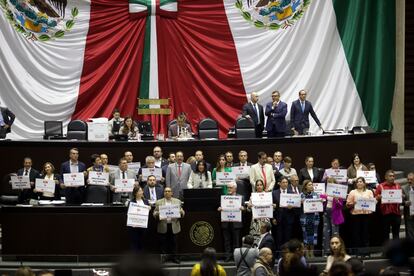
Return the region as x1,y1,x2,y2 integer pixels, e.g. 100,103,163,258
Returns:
191,247,226,276
322,235,351,275
187,160,212,189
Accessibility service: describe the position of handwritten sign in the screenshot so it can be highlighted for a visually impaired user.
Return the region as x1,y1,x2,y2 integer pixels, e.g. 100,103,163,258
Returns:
215,171,236,186
159,204,181,220
303,199,323,213
325,169,348,183
127,202,150,228
10,175,31,189
381,189,402,204
114,179,135,193
252,205,273,219
232,166,250,178
141,167,162,181
63,173,85,187
88,171,109,186
326,183,348,199
35,178,56,194
357,171,377,183
279,193,301,208
250,192,273,206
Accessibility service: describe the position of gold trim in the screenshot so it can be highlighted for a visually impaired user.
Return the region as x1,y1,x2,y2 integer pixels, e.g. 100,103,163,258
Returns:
137,108,171,115
138,98,169,105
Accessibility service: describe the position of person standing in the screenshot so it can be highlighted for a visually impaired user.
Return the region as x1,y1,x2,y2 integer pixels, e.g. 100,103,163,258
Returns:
265,91,287,138
60,148,86,204
0,105,15,139
16,157,39,202
403,172,414,240
242,92,265,138
165,151,192,199
127,186,150,252
250,152,275,192
290,89,322,135
233,235,259,276
109,158,138,203
153,187,185,264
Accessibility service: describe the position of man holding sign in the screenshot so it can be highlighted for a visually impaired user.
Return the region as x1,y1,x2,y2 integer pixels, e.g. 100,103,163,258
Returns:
375,170,404,241
153,187,184,264
15,157,39,202
60,148,86,204
110,158,138,203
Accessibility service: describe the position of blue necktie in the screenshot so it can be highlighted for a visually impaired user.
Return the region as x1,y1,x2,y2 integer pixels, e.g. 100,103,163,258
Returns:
301,102,305,113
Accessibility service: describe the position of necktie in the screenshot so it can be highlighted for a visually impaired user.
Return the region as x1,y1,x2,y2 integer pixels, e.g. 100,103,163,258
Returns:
301,101,305,112
151,189,156,201
122,171,126,179
261,166,267,190
178,165,182,177
24,169,28,176
254,104,260,124
295,187,298,194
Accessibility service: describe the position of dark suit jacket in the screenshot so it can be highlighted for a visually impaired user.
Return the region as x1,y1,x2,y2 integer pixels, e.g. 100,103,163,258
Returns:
258,232,275,251
190,161,212,172
0,107,15,133
143,184,164,201
242,102,264,129
168,123,191,137
17,168,40,202
265,101,287,134
17,168,40,182
290,99,321,132
60,161,86,204
298,167,321,185
272,189,295,224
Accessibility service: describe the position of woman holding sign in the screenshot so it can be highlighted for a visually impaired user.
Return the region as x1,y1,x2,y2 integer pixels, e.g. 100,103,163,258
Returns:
127,186,150,252
248,180,272,245
35,162,60,200
85,154,110,203
300,180,321,258
346,153,368,185
346,177,374,253
212,155,232,194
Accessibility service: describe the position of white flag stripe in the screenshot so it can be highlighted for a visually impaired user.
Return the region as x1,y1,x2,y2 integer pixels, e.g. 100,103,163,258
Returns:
149,0,159,108
129,3,147,14
160,2,178,12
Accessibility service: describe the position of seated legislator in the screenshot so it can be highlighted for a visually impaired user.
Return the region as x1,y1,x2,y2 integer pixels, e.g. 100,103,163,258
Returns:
127,186,150,252
168,113,192,138
85,154,110,203
187,160,212,189
119,116,140,140
110,158,139,203
16,157,40,202
34,162,60,200
143,175,164,205
108,108,123,136
60,148,86,204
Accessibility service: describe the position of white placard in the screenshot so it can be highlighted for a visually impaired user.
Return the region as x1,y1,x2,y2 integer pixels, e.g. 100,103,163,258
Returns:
250,192,273,207
35,178,56,194
410,191,414,216
326,183,348,199
128,162,141,174
88,171,109,186
127,202,150,228
10,175,31,190
354,198,376,212
114,179,135,192
325,169,348,183
312,183,326,195
252,205,273,219
221,210,242,222
221,195,242,210
279,193,301,208
232,166,251,178
159,204,181,220
381,189,402,204
88,121,109,142
215,171,236,186
107,165,118,173
141,167,162,181
303,199,323,213
357,170,377,183
63,173,85,187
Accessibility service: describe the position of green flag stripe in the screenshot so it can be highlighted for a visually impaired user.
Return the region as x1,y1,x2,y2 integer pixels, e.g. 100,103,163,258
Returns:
139,16,151,107
160,0,176,6
333,0,396,131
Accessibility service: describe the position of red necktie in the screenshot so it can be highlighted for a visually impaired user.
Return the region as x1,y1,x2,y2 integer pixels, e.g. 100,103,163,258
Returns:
261,166,267,190
178,165,182,177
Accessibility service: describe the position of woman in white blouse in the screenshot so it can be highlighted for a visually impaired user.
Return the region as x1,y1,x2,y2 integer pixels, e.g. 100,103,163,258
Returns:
119,116,140,140
34,162,60,200
187,160,212,189
279,156,297,181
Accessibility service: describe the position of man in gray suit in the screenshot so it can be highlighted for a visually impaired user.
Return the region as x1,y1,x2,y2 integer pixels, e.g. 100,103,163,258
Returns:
153,187,185,263
166,151,192,199
109,158,138,203
234,235,259,276
403,172,414,240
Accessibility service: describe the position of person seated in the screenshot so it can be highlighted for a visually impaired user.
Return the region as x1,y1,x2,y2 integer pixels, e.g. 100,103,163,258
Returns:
168,113,192,138
34,162,60,200
187,160,212,189
108,108,123,136
119,116,140,140
85,154,110,203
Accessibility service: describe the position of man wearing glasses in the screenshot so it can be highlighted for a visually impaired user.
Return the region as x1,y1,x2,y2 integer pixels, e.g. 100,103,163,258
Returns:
265,90,287,138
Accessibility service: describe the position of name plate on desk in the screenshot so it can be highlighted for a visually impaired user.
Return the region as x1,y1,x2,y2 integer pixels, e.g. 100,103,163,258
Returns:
232,166,250,178
88,171,109,186
35,178,55,193
159,204,180,220
325,169,348,183
303,199,323,213
279,193,301,208
251,192,273,206
127,202,150,228
326,183,348,199
141,167,162,181
355,198,376,212
63,173,85,187
381,189,402,204
10,175,30,189
252,205,273,219
215,171,236,186
357,170,377,183
115,179,134,193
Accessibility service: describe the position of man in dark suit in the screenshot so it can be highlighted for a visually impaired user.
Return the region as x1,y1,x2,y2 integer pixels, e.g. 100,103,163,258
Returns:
16,157,39,202
272,177,295,251
162,152,176,178
153,146,169,168
257,221,275,252
265,91,287,137
0,106,15,138
290,89,323,135
190,150,212,172
242,92,265,138
60,148,86,204
289,175,303,241
143,175,164,205
234,150,252,201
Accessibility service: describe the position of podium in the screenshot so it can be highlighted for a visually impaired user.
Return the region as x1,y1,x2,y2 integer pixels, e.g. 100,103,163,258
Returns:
183,188,221,211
